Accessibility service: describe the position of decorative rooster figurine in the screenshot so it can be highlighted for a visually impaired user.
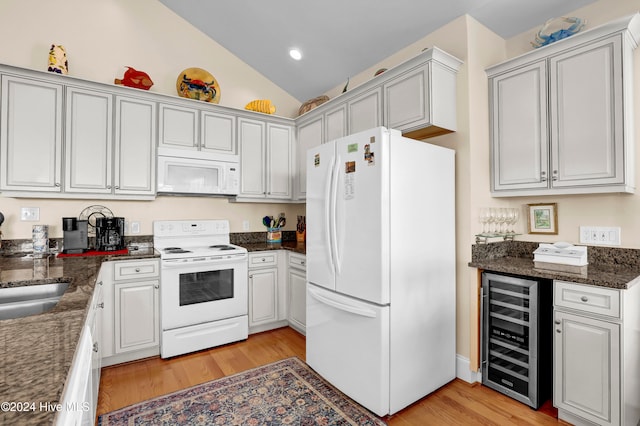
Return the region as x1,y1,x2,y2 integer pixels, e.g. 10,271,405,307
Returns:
114,66,154,90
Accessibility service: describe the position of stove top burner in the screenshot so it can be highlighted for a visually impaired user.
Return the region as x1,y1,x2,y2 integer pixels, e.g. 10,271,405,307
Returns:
164,247,192,254
210,245,235,250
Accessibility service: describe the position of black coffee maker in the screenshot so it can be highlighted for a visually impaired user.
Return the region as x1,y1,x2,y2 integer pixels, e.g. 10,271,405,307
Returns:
95,217,126,251
62,217,89,254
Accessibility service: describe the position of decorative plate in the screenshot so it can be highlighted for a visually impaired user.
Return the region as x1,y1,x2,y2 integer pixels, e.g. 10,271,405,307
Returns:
531,17,586,48
79,205,114,235
176,67,221,103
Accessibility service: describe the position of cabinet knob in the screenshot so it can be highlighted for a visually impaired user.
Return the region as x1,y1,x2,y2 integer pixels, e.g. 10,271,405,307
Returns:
540,171,547,182
556,329,561,333
93,342,99,353
154,284,159,289
580,296,588,302
301,261,305,265
115,186,120,190
552,170,558,181
135,268,141,272
107,185,112,189
97,302,104,309
55,183,61,187
97,281,103,286
554,320,561,325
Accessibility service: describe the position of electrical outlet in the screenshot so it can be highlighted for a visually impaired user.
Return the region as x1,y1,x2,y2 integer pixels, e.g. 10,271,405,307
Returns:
131,221,140,234
242,220,250,231
579,226,621,245
20,207,40,221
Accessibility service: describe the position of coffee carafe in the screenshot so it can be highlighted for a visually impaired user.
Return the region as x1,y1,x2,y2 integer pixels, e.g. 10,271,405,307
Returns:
95,217,125,251
62,217,88,254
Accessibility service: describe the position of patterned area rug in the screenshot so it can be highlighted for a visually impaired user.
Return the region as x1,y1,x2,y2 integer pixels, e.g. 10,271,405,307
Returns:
98,357,387,425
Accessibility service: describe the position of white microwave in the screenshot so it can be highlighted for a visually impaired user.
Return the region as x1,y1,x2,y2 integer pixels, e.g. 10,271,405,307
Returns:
157,148,239,196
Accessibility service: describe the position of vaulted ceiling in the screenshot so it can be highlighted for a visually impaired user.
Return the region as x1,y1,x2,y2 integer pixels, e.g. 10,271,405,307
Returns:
158,0,596,102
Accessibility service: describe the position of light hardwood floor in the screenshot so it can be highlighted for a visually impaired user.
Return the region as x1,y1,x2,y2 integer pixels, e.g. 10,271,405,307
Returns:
97,327,567,425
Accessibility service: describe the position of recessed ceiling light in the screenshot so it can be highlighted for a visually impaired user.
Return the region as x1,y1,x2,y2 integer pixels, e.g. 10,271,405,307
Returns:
289,48,302,61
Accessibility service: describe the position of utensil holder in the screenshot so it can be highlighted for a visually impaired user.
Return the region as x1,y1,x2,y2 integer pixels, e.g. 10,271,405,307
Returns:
267,227,282,243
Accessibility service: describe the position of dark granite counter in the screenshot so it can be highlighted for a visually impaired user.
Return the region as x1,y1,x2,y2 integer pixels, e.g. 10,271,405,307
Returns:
469,241,640,289
0,247,159,425
231,231,306,254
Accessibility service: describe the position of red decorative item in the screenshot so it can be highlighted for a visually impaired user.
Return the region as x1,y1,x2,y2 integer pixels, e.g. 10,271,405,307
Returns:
114,66,154,90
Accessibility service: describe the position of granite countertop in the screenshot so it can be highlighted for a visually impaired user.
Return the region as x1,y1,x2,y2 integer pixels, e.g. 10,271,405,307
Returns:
469,241,640,289
242,241,306,254
0,247,159,425
0,232,304,424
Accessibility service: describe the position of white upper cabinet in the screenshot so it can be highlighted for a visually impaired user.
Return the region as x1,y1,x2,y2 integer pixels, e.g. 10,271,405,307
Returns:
488,14,639,197
65,86,113,194
295,115,323,200
324,103,347,143
158,103,199,149
490,61,549,191
158,102,236,155
114,96,157,196
348,87,383,135
549,37,624,188
0,75,63,192
0,65,157,199
201,110,235,153
294,46,462,143
266,123,293,199
238,117,266,197
237,117,293,201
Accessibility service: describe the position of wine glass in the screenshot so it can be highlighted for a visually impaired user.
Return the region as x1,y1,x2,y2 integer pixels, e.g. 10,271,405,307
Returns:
488,208,497,234
510,208,519,233
479,208,490,235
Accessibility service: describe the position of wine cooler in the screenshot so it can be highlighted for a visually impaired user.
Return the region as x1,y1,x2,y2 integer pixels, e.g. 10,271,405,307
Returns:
481,272,552,409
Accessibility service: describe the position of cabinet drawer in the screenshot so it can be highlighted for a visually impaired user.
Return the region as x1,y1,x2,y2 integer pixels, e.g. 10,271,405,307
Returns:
554,281,620,319
249,252,278,268
288,253,306,270
114,259,160,281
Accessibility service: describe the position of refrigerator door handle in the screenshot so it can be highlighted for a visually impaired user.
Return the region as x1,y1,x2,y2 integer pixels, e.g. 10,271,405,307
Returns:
324,156,336,272
330,155,342,275
309,287,377,318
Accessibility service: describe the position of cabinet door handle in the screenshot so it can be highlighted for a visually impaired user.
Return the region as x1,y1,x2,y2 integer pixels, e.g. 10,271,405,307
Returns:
301,261,305,265
135,268,141,272
93,342,99,353
554,320,561,325
154,284,159,289
540,171,547,182
249,275,253,278
97,302,104,309
556,329,561,333
97,281,103,286
580,296,588,302
552,170,558,181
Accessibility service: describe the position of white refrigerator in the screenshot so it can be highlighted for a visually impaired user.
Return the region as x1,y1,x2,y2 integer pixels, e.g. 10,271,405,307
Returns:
306,126,456,416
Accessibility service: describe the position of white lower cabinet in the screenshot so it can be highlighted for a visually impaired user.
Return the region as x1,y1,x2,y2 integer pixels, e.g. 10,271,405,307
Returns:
56,278,103,426
287,253,306,334
553,280,640,426
248,251,287,333
101,258,160,367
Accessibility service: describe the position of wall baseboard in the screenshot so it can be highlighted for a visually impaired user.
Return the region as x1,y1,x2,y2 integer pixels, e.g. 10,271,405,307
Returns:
456,354,481,384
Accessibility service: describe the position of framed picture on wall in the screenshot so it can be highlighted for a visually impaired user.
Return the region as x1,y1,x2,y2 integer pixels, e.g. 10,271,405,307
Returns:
527,203,558,234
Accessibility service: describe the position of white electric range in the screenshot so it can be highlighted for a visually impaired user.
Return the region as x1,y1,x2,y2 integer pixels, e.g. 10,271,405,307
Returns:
153,220,248,358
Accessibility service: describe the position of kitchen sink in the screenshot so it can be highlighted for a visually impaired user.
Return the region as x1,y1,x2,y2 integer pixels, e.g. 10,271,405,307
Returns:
0,282,70,320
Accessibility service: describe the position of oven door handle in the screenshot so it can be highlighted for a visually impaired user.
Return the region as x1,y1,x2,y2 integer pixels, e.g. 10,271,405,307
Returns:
161,256,246,269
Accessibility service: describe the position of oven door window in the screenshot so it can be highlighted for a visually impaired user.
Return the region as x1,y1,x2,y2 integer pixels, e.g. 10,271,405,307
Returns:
179,268,233,306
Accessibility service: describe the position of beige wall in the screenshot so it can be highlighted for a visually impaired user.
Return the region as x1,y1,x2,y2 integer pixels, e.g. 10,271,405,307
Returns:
0,0,301,115
0,0,305,239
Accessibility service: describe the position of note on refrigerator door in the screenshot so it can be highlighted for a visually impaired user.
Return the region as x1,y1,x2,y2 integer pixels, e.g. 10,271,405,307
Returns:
344,163,355,200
